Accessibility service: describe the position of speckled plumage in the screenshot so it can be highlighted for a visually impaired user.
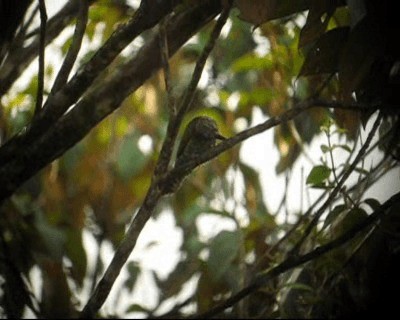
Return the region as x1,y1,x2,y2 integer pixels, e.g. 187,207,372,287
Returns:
175,116,225,168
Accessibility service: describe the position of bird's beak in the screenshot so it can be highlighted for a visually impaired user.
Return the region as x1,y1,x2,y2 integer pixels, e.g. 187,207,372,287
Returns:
216,133,226,140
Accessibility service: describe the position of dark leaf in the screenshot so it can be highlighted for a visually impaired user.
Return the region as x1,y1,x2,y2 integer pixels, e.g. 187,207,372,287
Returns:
299,27,349,76
363,198,381,211
338,17,385,99
323,204,347,229
299,0,337,48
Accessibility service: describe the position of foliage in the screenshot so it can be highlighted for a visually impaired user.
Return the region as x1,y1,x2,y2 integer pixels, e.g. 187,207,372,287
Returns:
0,0,399,318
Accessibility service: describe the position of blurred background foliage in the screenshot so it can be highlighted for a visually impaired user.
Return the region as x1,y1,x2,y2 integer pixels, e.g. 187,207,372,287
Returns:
0,0,399,318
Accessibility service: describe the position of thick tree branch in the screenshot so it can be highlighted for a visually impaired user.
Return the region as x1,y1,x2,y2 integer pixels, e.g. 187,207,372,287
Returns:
193,190,400,319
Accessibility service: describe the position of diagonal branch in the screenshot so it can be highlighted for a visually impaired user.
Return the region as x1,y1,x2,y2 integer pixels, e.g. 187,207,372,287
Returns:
50,0,89,94
34,0,47,116
0,0,88,97
159,16,175,115
158,99,375,194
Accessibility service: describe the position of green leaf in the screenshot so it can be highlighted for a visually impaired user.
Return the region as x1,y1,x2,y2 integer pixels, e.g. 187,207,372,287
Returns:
207,230,242,281
306,165,331,185
231,53,273,73
35,211,66,261
320,144,330,153
337,144,352,153
116,134,147,181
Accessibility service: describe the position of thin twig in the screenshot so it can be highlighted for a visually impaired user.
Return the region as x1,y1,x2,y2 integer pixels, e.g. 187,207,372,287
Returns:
34,0,47,116
325,123,356,207
51,0,89,94
0,0,88,97
159,16,176,115
13,4,40,45
275,171,290,216
289,112,383,256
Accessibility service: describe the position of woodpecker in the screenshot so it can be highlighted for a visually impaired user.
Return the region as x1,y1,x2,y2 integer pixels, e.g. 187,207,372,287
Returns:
162,116,225,194
175,116,225,168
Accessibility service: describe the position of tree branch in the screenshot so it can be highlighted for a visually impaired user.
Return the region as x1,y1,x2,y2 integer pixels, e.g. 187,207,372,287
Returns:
159,16,175,115
0,0,86,97
34,0,47,116
50,0,88,94
158,99,375,194
80,186,163,318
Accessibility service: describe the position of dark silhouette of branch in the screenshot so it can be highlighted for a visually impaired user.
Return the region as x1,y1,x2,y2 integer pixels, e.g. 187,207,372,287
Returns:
159,16,175,115
50,0,89,94
34,0,47,116
10,3,38,51
192,190,400,319
0,0,32,62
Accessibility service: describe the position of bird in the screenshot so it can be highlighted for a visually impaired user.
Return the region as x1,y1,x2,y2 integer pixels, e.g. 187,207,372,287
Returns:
175,116,225,168
162,116,225,194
